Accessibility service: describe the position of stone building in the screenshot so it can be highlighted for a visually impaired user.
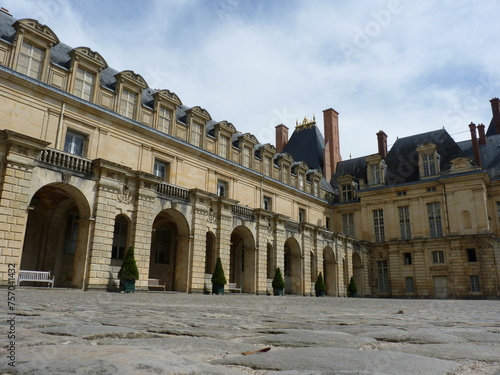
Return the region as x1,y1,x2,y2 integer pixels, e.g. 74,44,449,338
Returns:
0,10,498,298
0,10,367,296
332,115,500,298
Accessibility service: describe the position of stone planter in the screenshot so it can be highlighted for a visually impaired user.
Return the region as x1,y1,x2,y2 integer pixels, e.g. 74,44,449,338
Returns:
120,279,136,293
273,288,284,296
212,284,225,295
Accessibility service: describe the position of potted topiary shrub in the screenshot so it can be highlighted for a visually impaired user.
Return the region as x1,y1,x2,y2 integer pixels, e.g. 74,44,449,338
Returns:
315,272,326,297
347,276,358,297
118,246,139,293
272,267,285,296
211,257,227,295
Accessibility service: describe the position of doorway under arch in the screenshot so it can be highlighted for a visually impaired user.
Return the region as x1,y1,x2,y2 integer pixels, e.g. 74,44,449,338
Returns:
323,247,337,296
20,184,91,288
352,252,363,296
284,237,302,295
149,209,190,291
229,226,256,293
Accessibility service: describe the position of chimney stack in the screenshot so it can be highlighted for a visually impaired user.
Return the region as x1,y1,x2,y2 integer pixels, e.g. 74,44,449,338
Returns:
275,124,289,153
469,122,482,168
477,123,486,145
376,130,388,158
490,98,500,135
323,108,341,178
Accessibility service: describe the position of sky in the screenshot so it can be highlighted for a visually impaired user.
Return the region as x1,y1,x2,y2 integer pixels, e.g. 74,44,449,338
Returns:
4,0,500,158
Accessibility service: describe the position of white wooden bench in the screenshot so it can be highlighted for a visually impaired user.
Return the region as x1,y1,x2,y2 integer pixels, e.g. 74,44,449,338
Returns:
17,270,54,287
148,278,166,291
228,282,241,293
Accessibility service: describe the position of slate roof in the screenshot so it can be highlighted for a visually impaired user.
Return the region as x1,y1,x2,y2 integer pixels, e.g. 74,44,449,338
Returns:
332,129,468,188
458,134,500,179
283,125,325,173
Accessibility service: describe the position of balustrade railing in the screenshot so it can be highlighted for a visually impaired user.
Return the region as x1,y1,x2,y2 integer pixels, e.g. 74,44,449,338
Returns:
232,205,254,219
156,183,190,200
39,148,92,174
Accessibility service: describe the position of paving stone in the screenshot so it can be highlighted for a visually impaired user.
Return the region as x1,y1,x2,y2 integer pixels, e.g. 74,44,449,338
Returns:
214,347,461,374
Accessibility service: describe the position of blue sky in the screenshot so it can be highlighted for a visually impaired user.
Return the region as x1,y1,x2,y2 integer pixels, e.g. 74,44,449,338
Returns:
5,0,500,158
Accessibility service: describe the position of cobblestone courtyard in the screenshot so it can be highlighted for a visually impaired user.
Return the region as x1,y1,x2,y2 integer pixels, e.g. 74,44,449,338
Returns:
2,288,500,374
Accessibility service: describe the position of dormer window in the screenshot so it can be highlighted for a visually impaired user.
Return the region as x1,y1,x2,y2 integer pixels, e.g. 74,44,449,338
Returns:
219,135,229,158
263,156,272,176
190,122,202,147
365,154,386,186
74,68,95,101
422,154,436,176
18,42,43,79
158,107,171,134
119,89,137,119
341,184,353,202
242,147,251,168
417,143,440,178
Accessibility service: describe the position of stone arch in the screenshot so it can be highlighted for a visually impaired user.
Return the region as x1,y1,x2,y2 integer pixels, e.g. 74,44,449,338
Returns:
230,225,256,293
352,252,363,297
323,246,337,296
21,183,91,288
284,237,302,295
205,231,216,274
149,208,190,292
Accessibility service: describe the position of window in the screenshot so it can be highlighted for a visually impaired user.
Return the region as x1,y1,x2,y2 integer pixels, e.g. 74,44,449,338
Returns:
432,250,445,264
267,244,273,279
397,191,407,196
190,122,202,147
218,136,229,158
154,160,169,179
64,131,86,157
377,261,389,292
470,275,480,292
403,252,412,265
263,156,272,176
119,89,137,118
112,216,128,259
263,196,272,210
313,181,319,197
427,202,443,238
217,180,227,197
63,212,79,255
422,154,437,176
74,68,95,101
242,147,251,168
325,217,331,230
373,209,385,242
369,164,382,185
466,248,477,262
405,277,414,293
158,107,171,133
341,184,353,202
399,206,411,240
17,42,43,79
427,187,437,192
299,208,306,223
298,174,304,190
342,213,354,237
282,165,290,185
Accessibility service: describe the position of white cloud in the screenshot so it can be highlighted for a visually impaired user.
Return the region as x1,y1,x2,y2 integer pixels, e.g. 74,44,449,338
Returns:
3,0,500,158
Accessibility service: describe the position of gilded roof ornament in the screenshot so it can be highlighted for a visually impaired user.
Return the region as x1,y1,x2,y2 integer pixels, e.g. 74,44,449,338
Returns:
295,115,316,131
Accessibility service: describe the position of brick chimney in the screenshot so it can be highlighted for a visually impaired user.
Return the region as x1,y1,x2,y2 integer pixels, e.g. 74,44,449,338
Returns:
376,130,388,158
469,122,481,168
275,124,288,153
477,123,486,145
490,98,500,135
323,108,341,178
